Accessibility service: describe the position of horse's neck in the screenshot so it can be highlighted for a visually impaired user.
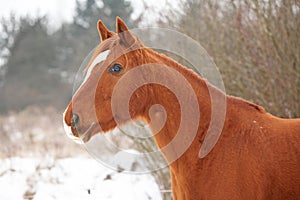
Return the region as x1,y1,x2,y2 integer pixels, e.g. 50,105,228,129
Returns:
145,50,219,168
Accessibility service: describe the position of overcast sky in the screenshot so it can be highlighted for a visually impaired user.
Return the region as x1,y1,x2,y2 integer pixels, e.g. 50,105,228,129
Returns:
0,0,172,29
0,0,75,27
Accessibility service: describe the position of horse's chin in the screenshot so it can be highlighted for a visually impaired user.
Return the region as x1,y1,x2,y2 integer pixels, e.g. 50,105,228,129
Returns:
77,119,117,143
79,123,96,143
66,130,84,144
69,118,150,144
64,122,99,144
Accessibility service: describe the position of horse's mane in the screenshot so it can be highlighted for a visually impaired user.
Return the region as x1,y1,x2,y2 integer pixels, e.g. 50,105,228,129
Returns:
84,31,266,116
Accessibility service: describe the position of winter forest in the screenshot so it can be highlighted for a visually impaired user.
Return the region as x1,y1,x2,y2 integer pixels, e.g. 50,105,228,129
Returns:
0,0,299,117
0,0,299,199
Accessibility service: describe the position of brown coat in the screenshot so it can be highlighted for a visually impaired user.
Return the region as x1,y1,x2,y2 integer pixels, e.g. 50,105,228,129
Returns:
63,18,300,200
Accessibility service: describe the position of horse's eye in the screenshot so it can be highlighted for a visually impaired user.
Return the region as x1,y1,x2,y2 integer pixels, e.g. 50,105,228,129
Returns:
109,63,123,74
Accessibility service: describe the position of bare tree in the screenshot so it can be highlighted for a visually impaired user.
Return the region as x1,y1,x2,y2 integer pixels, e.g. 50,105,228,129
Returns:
164,0,300,117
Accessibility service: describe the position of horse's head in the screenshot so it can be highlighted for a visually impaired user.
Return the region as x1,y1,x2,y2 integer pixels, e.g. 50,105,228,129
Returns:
63,17,224,161
63,18,161,143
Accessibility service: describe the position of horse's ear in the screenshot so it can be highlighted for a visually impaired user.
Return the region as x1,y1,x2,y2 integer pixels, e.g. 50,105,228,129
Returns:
97,20,114,42
116,17,135,47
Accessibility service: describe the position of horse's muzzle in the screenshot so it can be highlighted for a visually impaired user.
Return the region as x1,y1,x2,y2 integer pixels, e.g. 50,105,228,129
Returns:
63,107,83,144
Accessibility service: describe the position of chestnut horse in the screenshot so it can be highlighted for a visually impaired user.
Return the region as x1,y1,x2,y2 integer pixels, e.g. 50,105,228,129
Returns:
63,17,300,200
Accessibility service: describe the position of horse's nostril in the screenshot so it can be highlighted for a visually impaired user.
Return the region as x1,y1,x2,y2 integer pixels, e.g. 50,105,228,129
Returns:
72,113,80,126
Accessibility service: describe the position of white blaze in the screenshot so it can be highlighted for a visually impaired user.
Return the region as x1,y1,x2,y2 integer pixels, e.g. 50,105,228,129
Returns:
73,50,110,97
83,50,110,84
63,50,110,144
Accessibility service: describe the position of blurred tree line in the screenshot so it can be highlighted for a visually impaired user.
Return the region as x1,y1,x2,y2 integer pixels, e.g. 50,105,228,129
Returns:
166,0,299,117
0,0,134,112
0,0,299,118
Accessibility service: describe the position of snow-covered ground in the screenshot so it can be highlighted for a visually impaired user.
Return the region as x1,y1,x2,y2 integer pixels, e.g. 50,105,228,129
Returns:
0,157,162,200
0,108,171,199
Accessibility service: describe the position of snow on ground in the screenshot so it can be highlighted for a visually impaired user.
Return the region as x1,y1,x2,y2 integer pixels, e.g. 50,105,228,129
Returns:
0,157,162,200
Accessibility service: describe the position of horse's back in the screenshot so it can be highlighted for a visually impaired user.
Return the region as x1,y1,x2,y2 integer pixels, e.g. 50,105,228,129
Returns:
264,117,300,199
237,112,300,199
210,100,300,199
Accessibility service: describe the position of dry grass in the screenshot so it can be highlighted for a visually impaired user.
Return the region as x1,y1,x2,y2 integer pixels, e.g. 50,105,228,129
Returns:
0,106,88,158
0,106,172,199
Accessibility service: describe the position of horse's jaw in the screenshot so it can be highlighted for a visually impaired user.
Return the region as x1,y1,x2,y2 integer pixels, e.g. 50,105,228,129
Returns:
63,109,151,145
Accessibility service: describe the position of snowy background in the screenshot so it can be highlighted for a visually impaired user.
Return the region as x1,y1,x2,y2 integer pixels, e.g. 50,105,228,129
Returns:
0,107,170,200
1,0,298,199
0,157,162,200
0,1,174,199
